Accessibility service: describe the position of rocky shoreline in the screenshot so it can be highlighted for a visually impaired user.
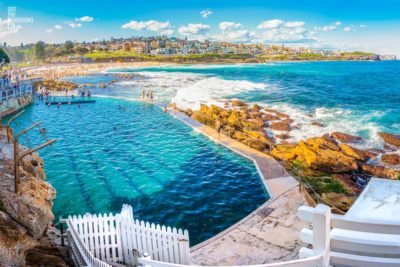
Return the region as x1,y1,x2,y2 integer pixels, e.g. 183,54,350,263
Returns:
0,127,68,266
183,100,400,213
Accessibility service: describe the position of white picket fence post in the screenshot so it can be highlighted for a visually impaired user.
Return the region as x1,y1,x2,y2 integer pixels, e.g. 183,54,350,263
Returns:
312,204,330,267
67,205,190,266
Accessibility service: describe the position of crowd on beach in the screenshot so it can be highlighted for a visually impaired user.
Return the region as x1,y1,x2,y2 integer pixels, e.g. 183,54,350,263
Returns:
26,62,162,80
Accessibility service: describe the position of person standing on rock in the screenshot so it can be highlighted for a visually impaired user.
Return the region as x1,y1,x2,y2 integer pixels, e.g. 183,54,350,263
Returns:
141,90,145,101
216,119,222,139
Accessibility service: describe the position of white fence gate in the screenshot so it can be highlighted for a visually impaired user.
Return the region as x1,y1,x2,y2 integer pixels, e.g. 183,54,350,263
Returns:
66,204,190,266
120,205,190,265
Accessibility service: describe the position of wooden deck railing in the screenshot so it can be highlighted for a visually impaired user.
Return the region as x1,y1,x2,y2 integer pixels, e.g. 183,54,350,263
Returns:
297,204,400,267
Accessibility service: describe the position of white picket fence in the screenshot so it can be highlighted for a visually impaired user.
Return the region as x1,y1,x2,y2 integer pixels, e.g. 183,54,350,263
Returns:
65,204,190,266
66,217,112,267
119,205,190,265
65,203,400,267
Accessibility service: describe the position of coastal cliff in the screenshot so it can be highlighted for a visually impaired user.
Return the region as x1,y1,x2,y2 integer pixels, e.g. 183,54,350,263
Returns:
0,127,68,266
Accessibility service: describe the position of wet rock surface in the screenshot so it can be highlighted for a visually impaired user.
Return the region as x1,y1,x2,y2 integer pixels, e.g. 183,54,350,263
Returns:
378,132,400,147
35,79,78,91
381,153,400,165
187,99,400,213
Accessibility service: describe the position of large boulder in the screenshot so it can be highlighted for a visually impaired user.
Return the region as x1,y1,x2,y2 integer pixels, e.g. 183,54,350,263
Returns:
263,113,280,121
191,111,216,127
271,143,298,161
332,132,363,143
270,120,292,132
378,132,400,147
233,131,248,141
360,164,400,179
306,137,340,151
245,138,267,152
264,109,289,119
251,104,262,112
243,129,274,148
339,144,368,162
200,104,210,113
227,110,241,128
231,99,247,107
0,189,53,239
239,110,250,119
381,154,400,165
219,110,230,118
296,141,358,173
0,211,37,267
209,104,224,115
241,118,265,130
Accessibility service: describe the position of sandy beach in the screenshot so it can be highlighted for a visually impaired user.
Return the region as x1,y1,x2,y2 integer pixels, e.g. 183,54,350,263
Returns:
26,61,170,80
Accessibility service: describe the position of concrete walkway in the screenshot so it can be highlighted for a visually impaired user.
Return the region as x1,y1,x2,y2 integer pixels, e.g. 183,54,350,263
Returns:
171,111,308,265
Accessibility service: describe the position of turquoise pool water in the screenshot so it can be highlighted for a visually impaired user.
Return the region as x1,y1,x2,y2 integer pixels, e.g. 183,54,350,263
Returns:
10,97,268,245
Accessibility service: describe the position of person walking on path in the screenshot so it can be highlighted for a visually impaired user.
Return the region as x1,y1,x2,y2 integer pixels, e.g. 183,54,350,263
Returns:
215,119,222,139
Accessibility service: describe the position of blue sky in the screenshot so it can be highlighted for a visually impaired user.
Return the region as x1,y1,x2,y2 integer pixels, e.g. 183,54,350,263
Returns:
0,0,399,56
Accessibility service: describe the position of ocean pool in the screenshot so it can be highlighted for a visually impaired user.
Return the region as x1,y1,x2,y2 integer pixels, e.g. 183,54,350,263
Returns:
10,97,269,245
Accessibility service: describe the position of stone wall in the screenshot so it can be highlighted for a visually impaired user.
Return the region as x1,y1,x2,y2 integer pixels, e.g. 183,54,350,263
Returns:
0,94,33,118
0,127,68,266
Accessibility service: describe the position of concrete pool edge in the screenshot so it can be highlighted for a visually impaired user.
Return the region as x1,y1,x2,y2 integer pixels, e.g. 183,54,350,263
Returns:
169,110,307,264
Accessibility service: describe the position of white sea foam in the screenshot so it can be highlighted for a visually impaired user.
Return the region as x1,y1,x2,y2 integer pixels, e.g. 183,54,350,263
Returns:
264,103,386,149
103,70,389,148
112,71,267,110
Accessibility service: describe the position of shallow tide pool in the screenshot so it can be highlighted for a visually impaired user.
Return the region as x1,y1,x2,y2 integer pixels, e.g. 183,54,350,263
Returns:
11,97,268,245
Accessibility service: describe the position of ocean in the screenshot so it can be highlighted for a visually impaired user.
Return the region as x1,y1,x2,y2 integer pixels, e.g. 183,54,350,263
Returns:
102,60,400,150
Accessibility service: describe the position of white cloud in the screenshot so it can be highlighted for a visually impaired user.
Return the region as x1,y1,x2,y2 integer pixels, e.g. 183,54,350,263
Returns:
314,21,342,32
344,26,354,32
214,30,255,43
359,24,367,28
219,22,242,31
260,26,316,44
45,28,54,33
178,23,210,36
315,25,336,32
285,21,305,28
54,24,63,30
256,19,315,44
257,19,283,29
121,20,173,35
200,9,213,19
66,22,82,28
76,16,94,22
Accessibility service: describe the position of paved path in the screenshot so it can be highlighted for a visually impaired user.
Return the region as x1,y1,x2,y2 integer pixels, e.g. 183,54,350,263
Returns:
171,111,308,265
